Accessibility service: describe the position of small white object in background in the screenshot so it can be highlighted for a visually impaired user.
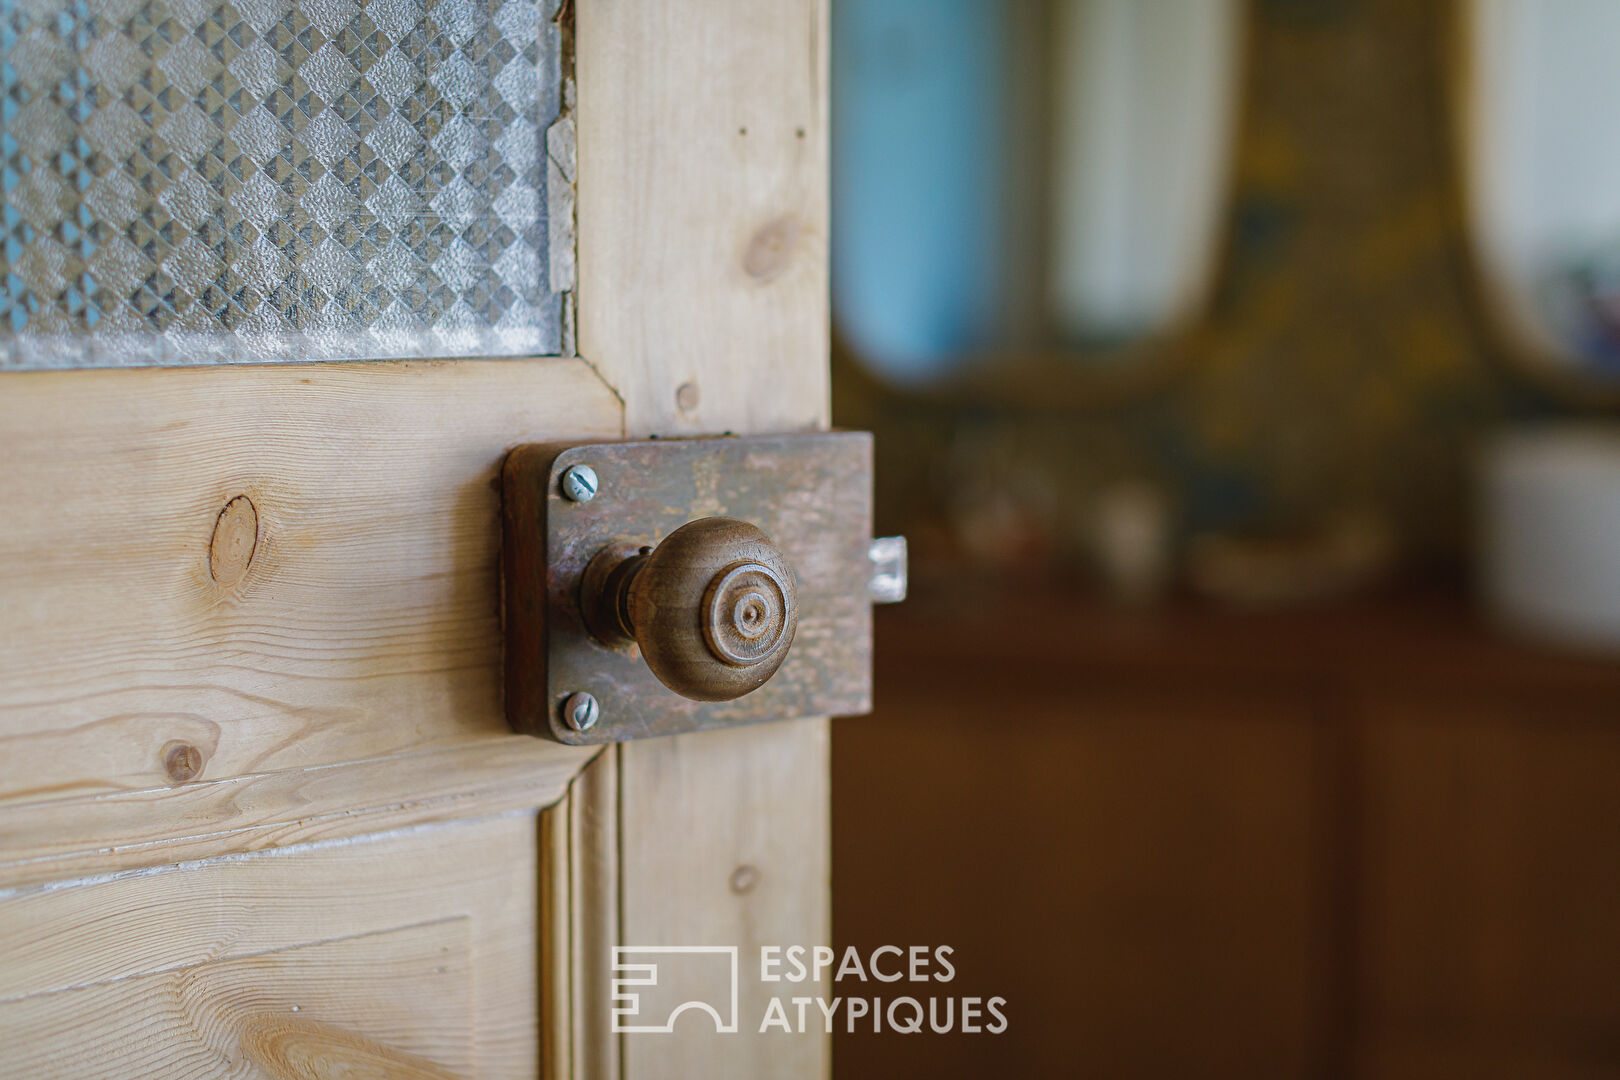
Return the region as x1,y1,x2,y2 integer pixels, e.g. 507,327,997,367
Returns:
1090,482,1174,606
1480,424,1620,653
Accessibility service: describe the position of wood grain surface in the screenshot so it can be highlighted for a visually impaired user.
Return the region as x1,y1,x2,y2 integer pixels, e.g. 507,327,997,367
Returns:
576,0,829,439
0,814,540,1078
576,0,835,1075
0,359,618,882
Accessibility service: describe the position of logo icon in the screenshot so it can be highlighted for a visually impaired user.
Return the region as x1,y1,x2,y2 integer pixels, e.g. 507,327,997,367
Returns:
611,946,740,1034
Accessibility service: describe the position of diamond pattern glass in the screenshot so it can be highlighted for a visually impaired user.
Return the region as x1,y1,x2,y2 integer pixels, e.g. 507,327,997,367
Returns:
0,0,562,368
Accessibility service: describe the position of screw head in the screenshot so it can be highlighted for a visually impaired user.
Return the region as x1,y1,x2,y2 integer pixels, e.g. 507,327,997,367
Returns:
560,463,599,503
561,691,600,732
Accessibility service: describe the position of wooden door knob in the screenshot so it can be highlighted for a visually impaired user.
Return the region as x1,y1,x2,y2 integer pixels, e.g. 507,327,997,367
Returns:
580,517,799,702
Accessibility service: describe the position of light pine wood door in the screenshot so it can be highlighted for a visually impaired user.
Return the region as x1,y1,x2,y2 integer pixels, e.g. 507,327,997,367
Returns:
0,1,830,1077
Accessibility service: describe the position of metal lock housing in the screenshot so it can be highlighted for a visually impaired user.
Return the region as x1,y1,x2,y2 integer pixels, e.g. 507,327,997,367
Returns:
502,432,901,744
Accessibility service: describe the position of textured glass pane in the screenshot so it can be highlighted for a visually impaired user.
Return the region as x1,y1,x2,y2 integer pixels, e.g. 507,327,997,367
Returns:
0,0,562,368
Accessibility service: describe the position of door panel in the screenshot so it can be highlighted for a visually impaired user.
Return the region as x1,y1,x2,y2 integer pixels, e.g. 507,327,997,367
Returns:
0,814,540,1079
0,360,617,800
0,359,616,887
0,0,835,1074
5,922,476,1078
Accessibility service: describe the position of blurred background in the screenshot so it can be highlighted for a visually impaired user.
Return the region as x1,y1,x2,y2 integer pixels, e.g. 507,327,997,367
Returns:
827,0,1620,1076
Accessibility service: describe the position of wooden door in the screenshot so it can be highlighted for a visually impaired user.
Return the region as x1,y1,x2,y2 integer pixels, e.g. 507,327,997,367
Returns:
0,1,830,1077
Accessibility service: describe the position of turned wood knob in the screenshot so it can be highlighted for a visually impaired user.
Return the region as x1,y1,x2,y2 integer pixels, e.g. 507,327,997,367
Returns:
581,517,799,702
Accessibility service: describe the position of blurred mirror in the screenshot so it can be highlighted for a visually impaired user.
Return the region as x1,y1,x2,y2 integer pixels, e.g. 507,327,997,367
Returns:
832,0,1243,388
1462,0,1620,394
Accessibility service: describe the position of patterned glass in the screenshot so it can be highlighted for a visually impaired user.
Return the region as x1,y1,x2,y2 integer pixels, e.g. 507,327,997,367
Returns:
0,0,562,368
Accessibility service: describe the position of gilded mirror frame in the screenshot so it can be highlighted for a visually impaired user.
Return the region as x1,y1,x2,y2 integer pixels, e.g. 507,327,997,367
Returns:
833,0,1249,413
1443,0,1620,408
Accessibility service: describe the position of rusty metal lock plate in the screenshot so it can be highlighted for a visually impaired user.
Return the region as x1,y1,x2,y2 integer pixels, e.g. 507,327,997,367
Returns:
503,432,875,744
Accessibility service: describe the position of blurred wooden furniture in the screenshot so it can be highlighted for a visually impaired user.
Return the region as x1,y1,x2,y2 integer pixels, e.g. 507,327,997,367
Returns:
834,583,1620,1079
